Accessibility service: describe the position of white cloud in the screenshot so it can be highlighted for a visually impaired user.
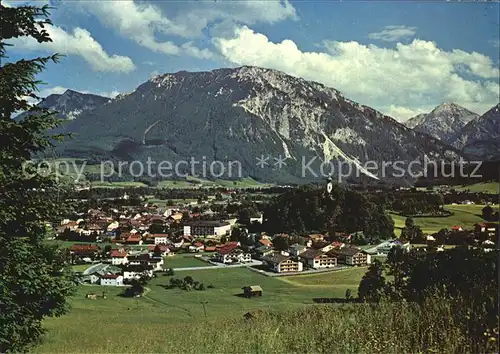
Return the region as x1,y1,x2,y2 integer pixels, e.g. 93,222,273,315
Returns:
368,25,417,42
384,105,433,122
213,26,500,120
181,42,214,60
167,0,298,38
489,39,500,48
39,86,68,97
80,0,296,59
95,90,120,98
80,1,198,57
12,25,135,73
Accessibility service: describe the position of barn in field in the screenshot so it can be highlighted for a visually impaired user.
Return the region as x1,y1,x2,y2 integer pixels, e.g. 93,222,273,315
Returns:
242,285,262,298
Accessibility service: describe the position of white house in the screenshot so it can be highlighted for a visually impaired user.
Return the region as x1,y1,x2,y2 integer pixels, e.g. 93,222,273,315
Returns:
482,240,495,252
123,269,154,280
215,243,252,264
376,240,410,254
154,235,168,245
262,253,303,273
188,242,204,253
128,254,164,271
163,208,174,218
148,245,170,257
107,221,119,231
249,214,263,224
100,274,124,286
172,239,184,249
289,244,307,257
299,249,337,269
183,221,231,237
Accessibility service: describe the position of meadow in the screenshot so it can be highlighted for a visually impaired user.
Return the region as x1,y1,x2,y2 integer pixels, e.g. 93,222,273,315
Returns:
391,203,497,235
453,182,499,194
162,254,214,269
35,267,365,353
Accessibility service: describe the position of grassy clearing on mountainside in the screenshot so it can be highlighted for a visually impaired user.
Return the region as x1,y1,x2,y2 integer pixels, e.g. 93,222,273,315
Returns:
91,181,148,188
71,264,91,272
391,204,496,236
453,182,499,194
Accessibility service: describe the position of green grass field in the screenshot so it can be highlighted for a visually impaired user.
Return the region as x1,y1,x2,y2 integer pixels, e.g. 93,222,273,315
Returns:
35,267,364,353
454,182,499,194
71,264,91,272
163,255,213,269
91,181,148,188
283,267,367,287
391,204,497,235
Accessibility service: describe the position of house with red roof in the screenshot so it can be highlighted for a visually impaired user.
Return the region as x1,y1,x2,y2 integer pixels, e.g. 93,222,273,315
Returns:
475,222,498,237
148,244,170,257
215,242,251,264
126,234,143,245
259,239,273,247
451,226,463,232
70,244,100,257
110,250,128,265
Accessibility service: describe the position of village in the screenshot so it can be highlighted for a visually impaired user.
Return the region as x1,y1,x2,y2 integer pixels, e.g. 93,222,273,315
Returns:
59,189,499,289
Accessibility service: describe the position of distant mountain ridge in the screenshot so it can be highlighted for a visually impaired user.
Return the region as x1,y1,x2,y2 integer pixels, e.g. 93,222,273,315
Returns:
405,103,479,144
31,66,464,183
452,104,500,160
17,89,109,121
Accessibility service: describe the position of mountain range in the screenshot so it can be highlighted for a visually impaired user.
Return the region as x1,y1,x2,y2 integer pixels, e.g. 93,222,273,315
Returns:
17,89,110,121
452,104,500,160
404,103,499,160
405,103,479,143
21,66,497,183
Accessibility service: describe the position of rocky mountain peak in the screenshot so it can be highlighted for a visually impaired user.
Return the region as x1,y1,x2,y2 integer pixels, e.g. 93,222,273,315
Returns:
431,102,476,117
405,102,479,143
451,103,500,160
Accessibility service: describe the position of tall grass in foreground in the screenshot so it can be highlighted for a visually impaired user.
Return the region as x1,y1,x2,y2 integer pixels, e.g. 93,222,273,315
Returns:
166,299,494,354
38,296,496,353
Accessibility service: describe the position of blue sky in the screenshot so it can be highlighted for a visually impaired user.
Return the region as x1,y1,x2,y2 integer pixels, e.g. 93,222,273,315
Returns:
4,0,500,120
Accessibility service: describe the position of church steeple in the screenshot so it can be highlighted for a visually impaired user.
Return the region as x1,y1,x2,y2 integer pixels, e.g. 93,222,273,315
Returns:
326,176,333,194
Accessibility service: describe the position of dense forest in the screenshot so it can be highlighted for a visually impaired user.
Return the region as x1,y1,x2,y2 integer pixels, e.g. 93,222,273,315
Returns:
263,184,394,239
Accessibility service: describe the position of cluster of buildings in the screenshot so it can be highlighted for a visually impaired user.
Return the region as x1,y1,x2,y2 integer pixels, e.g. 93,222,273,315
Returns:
374,221,499,255
259,238,371,274
70,244,169,286
57,204,238,246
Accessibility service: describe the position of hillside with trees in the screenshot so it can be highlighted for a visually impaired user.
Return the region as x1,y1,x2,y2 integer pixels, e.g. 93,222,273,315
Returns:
263,184,394,240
